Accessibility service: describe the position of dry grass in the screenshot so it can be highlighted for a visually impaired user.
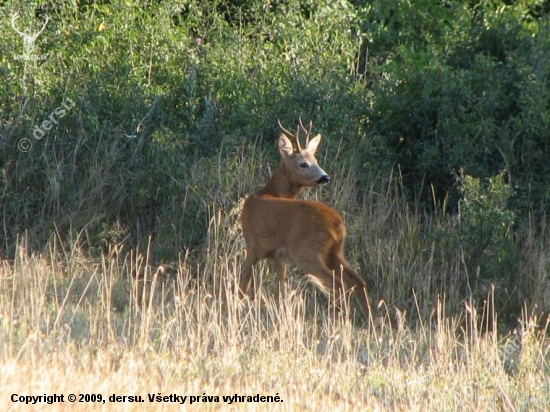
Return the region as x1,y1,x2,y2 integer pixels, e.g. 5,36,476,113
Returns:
1,207,549,411
1,144,549,411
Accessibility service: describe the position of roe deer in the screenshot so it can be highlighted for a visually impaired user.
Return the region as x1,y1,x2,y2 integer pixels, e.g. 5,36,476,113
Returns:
240,119,370,315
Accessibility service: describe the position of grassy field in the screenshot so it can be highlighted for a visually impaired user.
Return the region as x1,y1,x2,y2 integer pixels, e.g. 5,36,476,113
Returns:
1,181,549,411
2,1,550,410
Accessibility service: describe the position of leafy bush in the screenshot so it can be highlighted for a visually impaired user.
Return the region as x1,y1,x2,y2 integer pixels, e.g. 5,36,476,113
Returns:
457,171,518,310
361,0,550,217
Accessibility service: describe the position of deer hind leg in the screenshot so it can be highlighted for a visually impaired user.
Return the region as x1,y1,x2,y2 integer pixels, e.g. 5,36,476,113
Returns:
326,251,371,316
291,253,348,309
341,262,371,316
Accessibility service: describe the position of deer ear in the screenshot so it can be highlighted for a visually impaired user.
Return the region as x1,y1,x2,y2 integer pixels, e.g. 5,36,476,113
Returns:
306,134,321,153
278,134,294,157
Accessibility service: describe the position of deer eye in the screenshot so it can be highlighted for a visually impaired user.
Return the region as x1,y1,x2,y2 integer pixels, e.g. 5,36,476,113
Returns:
299,162,309,168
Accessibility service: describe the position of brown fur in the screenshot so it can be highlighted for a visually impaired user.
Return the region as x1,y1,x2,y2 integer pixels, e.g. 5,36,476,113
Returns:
240,120,370,315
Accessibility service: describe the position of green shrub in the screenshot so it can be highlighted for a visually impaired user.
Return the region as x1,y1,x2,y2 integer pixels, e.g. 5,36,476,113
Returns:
457,171,518,309
361,0,550,217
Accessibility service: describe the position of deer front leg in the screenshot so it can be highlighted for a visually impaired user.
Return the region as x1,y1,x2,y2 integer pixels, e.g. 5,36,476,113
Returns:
240,253,259,298
274,257,288,302
275,259,287,283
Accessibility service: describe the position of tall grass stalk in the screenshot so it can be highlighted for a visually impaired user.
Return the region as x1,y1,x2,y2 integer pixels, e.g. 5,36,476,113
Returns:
1,206,549,410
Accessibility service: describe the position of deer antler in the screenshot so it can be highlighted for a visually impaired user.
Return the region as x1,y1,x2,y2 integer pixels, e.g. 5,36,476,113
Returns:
277,119,293,139
293,126,302,152
36,14,49,37
11,13,24,37
278,119,301,152
298,117,313,146
11,12,49,39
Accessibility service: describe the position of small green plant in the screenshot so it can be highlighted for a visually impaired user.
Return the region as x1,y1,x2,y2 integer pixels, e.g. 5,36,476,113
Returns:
457,170,518,310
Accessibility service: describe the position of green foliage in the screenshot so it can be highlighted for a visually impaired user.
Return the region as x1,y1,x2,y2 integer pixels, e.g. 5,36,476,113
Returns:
361,0,550,215
0,0,365,257
457,171,518,307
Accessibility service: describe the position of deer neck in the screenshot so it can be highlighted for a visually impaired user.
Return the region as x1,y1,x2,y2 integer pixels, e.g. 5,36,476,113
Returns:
257,163,303,199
